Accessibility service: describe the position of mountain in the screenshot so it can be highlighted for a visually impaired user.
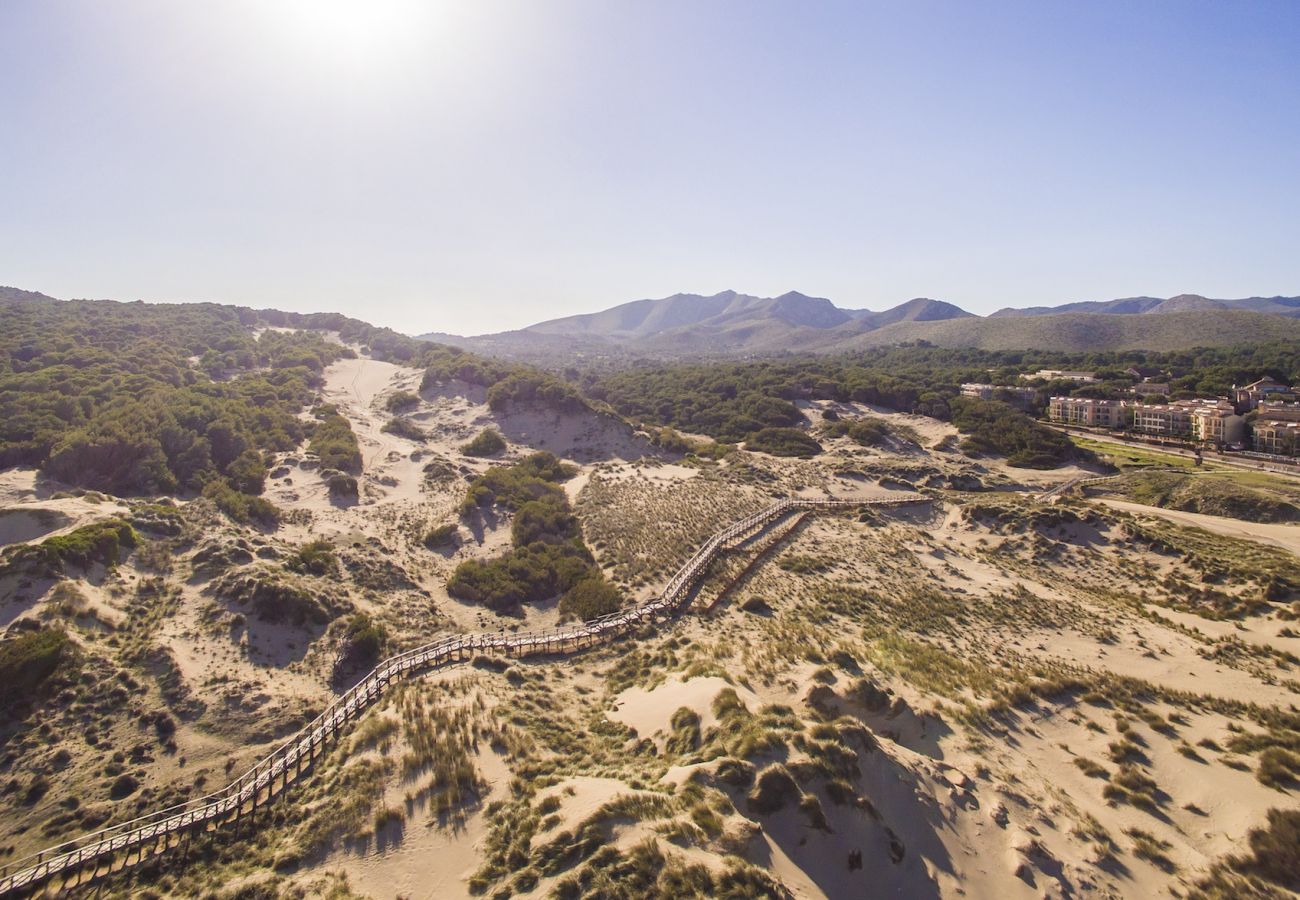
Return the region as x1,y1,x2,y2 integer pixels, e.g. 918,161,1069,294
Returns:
991,293,1300,318
419,291,975,362
834,309,1300,352
422,289,1300,362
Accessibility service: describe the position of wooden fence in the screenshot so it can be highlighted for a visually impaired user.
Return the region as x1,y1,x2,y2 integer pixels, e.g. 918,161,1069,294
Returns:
0,494,920,897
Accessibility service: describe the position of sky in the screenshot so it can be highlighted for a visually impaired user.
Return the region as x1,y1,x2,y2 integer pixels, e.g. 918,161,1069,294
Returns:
2,1,1298,335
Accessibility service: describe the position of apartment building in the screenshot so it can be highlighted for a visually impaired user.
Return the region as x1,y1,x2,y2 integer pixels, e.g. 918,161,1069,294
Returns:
1254,420,1300,455
1048,396,1129,428
1132,382,1171,398
1130,399,1238,440
1257,401,1300,423
1032,369,1098,383
961,383,1039,409
1232,376,1297,412
1189,403,1245,447
1130,403,1192,437
1252,401,1300,456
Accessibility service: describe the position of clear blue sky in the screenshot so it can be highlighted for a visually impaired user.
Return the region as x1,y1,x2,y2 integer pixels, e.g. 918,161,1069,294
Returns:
2,1,1297,335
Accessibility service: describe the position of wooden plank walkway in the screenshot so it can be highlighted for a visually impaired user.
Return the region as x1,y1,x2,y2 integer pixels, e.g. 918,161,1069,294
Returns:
0,494,921,897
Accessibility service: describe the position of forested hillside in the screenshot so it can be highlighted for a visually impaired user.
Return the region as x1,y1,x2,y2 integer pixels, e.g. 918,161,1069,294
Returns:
0,294,585,498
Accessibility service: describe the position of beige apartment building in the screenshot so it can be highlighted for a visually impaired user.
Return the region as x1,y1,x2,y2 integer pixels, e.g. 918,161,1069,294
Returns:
1131,399,1240,442
1254,420,1300,455
1130,402,1193,436
1189,403,1245,447
1253,402,1300,456
1048,396,1129,428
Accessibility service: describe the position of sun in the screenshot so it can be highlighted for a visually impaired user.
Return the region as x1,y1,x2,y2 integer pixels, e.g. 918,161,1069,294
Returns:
263,0,439,72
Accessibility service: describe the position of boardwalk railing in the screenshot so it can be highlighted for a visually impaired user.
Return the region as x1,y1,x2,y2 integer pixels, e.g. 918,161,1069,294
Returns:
0,493,921,897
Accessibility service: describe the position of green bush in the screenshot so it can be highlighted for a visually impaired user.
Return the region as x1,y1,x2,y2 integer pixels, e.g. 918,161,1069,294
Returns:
486,372,585,414
385,390,421,412
381,416,426,442
203,480,281,527
0,628,75,709
287,540,337,576
949,397,1081,469
447,542,593,614
4,519,139,576
459,452,575,517
558,574,622,621
447,452,615,614
227,449,269,494
424,523,460,549
337,613,387,673
461,428,506,457
745,427,822,458
309,406,362,474
328,474,359,499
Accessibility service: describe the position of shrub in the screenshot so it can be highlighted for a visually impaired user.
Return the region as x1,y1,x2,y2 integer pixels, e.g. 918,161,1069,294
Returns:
486,372,585,414
381,417,426,442
385,390,420,412
287,540,337,576
337,613,387,673
1257,748,1300,789
203,480,281,526
448,452,605,613
462,428,507,457
219,571,331,626
4,519,139,576
1229,808,1300,891
424,523,460,549
309,406,362,474
747,765,801,814
227,449,269,494
328,474,359,500
745,427,821,458
0,628,75,709
558,574,622,621
447,543,593,614
949,397,1081,469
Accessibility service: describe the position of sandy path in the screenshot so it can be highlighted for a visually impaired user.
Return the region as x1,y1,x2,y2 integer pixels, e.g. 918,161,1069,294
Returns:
1098,498,1300,556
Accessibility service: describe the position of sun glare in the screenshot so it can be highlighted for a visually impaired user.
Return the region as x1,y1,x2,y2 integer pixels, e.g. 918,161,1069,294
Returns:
265,0,439,72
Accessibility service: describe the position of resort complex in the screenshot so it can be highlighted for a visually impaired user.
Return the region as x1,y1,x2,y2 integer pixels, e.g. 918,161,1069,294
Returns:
1047,377,1300,453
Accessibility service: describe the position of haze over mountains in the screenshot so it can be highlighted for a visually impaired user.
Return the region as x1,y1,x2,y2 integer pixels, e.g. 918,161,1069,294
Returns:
423,289,1300,362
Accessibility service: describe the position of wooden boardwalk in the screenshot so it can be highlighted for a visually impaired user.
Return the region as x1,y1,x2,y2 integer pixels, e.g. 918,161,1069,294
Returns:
0,494,921,897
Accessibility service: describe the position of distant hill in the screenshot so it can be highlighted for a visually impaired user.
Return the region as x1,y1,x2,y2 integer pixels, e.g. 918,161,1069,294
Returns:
835,309,1300,352
419,290,975,361
0,286,60,304
991,293,1300,318
421,289,1300,362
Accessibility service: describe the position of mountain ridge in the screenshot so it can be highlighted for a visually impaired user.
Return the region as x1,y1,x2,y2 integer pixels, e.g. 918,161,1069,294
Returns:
419,289,1300,360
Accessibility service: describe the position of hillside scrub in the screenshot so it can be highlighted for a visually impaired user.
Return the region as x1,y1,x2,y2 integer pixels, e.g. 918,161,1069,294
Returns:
381,416,426,442
308,405,363,474
949,397,1083,468
1,297,351,493
0,627,76,710
1102,471,1300,523
384,390,420,412
459,451,577,515
448,452,618,616
744,427,822,458
461,427,507,457
202,480,281,527
2,519,138,577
